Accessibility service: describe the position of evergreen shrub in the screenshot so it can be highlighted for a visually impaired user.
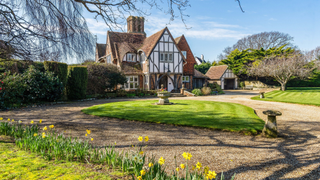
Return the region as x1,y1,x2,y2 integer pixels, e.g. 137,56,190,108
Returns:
44,61,68,87
66,66,88,100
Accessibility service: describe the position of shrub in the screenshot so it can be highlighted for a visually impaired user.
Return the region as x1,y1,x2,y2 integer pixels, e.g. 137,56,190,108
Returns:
201,87,212,95
192,89,203,96
86,63,126,95
115,89,127,97
126,93,136,98
0,59,44,74
44,61,68,87
66,66,88,100
0,71,25,108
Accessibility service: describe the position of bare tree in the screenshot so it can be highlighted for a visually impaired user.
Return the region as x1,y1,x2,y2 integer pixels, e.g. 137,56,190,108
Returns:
218,31,295,60
248,52,317,91
304,46,320,62
37,50,61,62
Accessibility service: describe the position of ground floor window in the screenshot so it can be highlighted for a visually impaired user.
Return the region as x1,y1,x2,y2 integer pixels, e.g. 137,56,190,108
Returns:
124,76,139,89
182,76,189,82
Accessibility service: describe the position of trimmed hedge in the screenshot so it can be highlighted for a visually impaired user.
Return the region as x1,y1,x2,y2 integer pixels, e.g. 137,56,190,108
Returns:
66,66,88,100
0,60,44,74
44,61,68,87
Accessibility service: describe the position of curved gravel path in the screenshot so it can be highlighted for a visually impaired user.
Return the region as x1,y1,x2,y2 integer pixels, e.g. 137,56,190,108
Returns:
1,90,320,180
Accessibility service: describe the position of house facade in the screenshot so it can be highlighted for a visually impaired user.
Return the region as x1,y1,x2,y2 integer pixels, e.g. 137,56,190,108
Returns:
205,65,238,90
96,16,207,92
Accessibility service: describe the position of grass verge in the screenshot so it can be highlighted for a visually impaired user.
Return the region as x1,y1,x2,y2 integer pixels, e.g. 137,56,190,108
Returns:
0,135,123,180
251,87,320,106
82,100,264,134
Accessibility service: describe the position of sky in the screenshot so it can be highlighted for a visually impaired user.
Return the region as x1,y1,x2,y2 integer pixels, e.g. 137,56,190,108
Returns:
83,0,320,63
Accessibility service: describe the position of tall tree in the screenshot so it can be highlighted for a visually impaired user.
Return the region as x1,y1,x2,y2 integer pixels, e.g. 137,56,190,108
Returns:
218,31,295,60
194,62,212,74
248,52,317,91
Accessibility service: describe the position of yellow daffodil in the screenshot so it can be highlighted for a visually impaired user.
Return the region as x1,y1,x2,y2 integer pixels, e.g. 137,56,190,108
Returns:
91,138,94,141
138,136,143,142
176,167,180,172
8,118,10,121
204,166,209,174
85,134,87,137
43,126,48,131
132,145,134,148
0,117,3,120
49,125,54,129
206,171,217,180
11,119,14,122
137,176,142,180
34,133,37,137
182,152,192,160
115,142,116,145
39,119,42,123
31,120,34,124
196,162,202,170
18,120,22,123
140,151,144,155
144,136,149,142
180,164,185,169
158,157,165,165
192,165,196,170
86,129,91,134
42,132,45,136
42,134,46,138
140,169,146,176
149,162,153,167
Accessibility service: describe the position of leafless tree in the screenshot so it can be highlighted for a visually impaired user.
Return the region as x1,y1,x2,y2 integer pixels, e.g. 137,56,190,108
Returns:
248,52,317,91
304,46,320,62
37,50,61,62
218,31,295,60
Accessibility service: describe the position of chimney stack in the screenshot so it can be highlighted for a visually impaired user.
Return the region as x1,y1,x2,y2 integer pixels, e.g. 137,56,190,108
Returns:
201,54,204,60
127,16,145,36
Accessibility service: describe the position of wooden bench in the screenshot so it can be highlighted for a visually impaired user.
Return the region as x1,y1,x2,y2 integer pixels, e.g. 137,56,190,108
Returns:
244,85,253,90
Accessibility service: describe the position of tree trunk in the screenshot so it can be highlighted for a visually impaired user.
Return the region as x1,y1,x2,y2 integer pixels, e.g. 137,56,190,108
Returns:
281,83,287,91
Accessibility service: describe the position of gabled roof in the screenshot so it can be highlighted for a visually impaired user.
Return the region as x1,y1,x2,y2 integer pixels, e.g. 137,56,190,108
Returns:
174,36,183,44
107,31,146,61
205,65,228,80
121,62,143,75
194,69,209,79
195,56,206,65
96,43,106,58
139,28,166,57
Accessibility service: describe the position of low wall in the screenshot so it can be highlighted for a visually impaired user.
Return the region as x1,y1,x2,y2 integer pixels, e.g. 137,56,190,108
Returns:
183,90,195,97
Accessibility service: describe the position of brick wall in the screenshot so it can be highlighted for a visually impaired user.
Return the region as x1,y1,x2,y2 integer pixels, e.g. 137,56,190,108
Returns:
176,36,196,76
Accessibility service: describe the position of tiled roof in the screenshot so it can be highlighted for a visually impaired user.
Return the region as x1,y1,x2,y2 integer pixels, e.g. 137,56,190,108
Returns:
140,28,166,57
194,69,208,79
108,31,145,60
96,43,106,59
205,65,228,80
195,56,206,64
121,62,143,75
174,36,182,44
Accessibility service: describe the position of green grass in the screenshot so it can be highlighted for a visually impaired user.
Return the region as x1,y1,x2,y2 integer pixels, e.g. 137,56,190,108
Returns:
251,87,320,106
0,136,123,180
82,100,265,134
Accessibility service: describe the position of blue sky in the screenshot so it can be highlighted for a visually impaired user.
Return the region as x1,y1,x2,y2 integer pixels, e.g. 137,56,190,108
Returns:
84,0,320,62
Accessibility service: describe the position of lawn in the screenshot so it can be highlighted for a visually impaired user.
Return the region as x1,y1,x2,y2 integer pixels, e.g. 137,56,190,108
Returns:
82,100,265,134
0,136,123,180
251,87,320,106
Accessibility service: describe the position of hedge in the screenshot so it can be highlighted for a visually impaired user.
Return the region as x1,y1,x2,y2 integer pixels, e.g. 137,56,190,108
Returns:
66,66,88,100
44,61,68,87
0,60,44,74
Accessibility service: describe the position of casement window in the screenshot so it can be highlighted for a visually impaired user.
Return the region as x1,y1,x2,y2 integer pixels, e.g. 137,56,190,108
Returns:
124,76,139,89
160,53,173,62
182,51,187,58
127,53,135,62
106,55,111,64
182,76,189,82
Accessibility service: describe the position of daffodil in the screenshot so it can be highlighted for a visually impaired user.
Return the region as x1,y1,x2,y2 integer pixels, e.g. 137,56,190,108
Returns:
11,119,14,122
86,129,91,134
34,133,37,137
91,138,94,141
18,120,22,123
85,134,87,137
137,176,142,180
49,125,54,129
182,152,192,160
8,118,10,121
139,151,144,155
138,158,143,164
39,119,42,123
144,136,149,142
115,142,116,145
138,136,143,142
180,164,185,169
204,166,209,174
158,157,165,165
132,145,134,147
31,120,34,124
192,165,196,170
140,169,146,176
206,171,217,180
42,134,46,138
196,162,202,170
148,162,153,167
176,167,180,172
43,126,48,131
0,117,3,120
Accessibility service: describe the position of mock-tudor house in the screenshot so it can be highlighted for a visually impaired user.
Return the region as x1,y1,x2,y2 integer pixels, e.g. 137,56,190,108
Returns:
205,65,238,90
95,16,208,92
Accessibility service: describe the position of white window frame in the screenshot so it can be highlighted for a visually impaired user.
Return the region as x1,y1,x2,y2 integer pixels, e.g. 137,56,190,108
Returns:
160,52,173,62
127,53,136,62
124,76,139,89
182,76,189,82
106,55,111,64
182,51,187,58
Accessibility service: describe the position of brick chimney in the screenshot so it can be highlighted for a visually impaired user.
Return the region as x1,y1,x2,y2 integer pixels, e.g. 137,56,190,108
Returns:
127,16,145,36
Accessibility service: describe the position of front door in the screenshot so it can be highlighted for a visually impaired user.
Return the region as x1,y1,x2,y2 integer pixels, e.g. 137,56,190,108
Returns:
167,76,174,92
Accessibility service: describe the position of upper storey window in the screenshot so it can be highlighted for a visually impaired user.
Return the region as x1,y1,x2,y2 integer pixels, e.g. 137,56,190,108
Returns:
160,53,173,62
124,53,136,62
182,51,187,58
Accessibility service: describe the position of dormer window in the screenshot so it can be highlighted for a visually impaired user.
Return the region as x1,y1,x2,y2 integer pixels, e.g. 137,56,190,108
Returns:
124,53,136,62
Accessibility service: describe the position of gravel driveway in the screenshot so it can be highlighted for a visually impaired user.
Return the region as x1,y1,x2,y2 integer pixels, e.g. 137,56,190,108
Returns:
1,90,320,180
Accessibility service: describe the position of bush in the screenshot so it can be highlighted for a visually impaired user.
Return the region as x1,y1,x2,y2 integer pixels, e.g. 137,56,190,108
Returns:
201,87,212,95
86,63,126,95
239,81,245,88
192,89,203,96
0,71,25,108
115,89,127,97
44,61,68,87
66,66,88,100
0,60,44,74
